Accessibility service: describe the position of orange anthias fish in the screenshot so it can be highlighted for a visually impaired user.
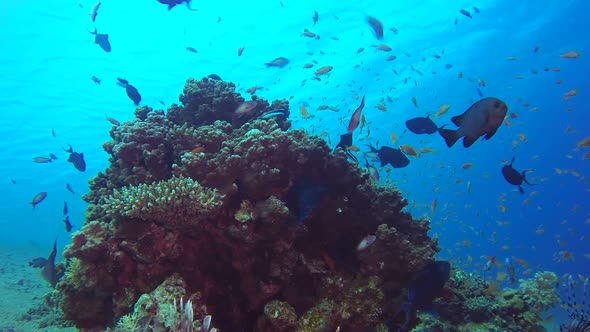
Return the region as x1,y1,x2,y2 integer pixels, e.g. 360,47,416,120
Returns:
105,115,120,126
400,144,419,157
421,147,436,153
347,95,366,134
376,103,388,112
390,132,398,144
376,44,392,51
577,136,590,149
315,66,333,75
462,162,473,169
436,104,450,117
560,51,581,59
299,106,313,119
431,198,437,215
563,89,579,100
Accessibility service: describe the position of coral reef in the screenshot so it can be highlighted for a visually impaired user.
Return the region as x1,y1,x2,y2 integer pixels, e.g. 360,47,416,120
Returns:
405,270,560,331
56,76,559,331
110,274,217,332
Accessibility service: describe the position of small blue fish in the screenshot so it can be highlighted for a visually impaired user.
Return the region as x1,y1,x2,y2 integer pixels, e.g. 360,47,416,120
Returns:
366,145,410,168
405,115,439,135
501,157,536,194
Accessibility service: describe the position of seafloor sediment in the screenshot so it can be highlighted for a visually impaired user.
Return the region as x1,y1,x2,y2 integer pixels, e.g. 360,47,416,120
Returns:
47,77,558,332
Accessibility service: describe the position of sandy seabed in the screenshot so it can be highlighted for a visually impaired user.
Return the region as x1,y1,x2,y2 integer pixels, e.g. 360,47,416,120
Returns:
0,244,76,332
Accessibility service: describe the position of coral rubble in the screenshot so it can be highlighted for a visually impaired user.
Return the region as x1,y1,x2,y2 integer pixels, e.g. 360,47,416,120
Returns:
55,77,559,331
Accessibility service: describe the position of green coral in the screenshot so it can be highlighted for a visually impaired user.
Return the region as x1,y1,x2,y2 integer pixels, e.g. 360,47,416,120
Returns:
502,271,559,314
464,296,495,322
63,257,83,289
114,312,139,332
102,175,225,225
263,300,297,330
111,275,212,332
297,300,335,332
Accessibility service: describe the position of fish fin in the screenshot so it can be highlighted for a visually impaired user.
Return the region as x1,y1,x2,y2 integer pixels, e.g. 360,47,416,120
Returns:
451,114,465,126
483,129,498,140
462,136,478,148
522,170,537,185
186,1,198,10
518,185,524,194
366,144,378,153
438,128,460,147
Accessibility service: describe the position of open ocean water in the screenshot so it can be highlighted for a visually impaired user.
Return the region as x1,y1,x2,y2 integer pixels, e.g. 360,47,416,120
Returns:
0,0,588,331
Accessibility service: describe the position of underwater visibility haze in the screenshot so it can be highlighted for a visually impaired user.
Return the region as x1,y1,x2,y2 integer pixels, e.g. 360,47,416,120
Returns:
0,0,588,331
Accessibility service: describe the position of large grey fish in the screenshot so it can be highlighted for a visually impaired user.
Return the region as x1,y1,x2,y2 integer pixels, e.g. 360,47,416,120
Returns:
41,238,59,288
438,97,507,148
265,57,290,67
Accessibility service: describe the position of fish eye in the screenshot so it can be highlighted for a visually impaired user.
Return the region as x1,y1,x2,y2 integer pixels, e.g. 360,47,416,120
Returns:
494,102,500,108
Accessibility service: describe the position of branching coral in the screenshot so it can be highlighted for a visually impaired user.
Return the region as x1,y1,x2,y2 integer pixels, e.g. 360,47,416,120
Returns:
102,175,225,226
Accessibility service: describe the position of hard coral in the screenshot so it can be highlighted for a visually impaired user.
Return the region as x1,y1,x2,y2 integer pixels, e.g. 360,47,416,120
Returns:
410,269,560,332
111,274,216,332
61,77,441,331
102,175,225,226
170,77,291,130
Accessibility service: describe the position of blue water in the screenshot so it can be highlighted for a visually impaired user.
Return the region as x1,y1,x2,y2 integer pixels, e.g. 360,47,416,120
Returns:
0,0,588,326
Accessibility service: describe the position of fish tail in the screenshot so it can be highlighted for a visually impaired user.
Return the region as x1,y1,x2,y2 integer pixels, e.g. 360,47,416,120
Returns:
186,2,198,11
522,170,537,185
438,127,460,147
